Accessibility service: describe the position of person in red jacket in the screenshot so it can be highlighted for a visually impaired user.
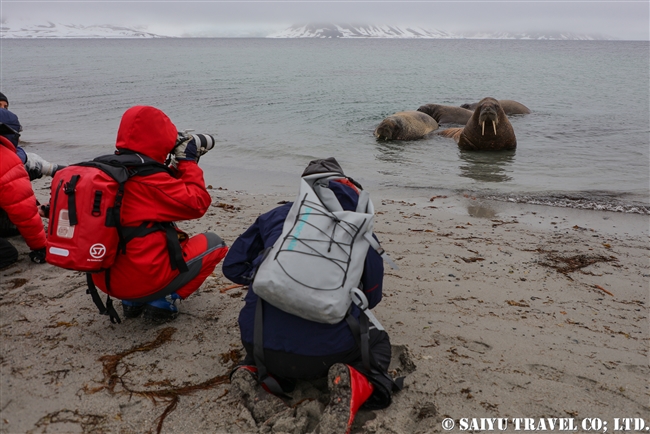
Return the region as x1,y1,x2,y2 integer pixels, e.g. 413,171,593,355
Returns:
0,130,47,268
90,106,228,321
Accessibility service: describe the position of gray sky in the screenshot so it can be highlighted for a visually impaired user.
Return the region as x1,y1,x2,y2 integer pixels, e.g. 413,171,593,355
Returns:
2,1,649,40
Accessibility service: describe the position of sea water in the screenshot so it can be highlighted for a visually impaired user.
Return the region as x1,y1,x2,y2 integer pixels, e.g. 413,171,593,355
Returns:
1,38,648,213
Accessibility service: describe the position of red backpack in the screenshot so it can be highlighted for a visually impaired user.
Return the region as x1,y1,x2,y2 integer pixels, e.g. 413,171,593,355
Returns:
46,152,187,323
47,152,169,270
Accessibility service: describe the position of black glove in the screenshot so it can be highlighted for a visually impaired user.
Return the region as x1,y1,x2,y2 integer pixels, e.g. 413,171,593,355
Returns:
29,248,47,264
27,167,43,181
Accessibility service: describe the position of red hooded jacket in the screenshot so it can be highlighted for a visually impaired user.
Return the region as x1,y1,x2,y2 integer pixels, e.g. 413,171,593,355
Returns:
92,106,212,298
0,136,46,250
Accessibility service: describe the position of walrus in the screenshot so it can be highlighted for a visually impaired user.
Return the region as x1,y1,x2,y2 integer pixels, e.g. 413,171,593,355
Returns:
438,97,517,151
417,104,473,125
460,99,531,115
374,111,439,140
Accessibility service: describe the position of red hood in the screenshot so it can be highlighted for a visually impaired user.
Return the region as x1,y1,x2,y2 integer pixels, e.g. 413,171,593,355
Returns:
115,106,178,163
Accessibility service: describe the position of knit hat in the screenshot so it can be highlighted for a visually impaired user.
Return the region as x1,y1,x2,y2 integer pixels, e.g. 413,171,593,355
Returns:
0,92,7,107
0,109,22,146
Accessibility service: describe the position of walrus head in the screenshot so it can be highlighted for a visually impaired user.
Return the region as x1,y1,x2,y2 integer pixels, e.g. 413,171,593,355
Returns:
374,119,400,140
475,98,501,136
417,104,436,118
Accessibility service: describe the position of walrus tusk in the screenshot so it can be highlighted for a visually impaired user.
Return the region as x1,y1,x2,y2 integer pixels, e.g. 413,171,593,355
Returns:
492,120,497,135
481,121,485,136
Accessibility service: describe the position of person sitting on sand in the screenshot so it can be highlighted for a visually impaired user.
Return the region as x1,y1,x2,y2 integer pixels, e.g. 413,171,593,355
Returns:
223,157,399,433
88,105,229,322
0,120,47,268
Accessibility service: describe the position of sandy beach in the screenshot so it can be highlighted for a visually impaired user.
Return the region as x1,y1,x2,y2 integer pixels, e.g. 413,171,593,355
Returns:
1,177,648,434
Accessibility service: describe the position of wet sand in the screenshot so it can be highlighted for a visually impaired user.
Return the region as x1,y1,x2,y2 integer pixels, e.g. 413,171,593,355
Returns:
1,178,648,433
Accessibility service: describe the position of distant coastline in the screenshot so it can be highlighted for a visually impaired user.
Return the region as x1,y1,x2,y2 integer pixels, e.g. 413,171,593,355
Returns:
0,21,619,40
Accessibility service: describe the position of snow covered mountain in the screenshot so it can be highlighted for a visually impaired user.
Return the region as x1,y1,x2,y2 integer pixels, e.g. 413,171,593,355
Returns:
268,23,455,39
268,23,613,40
0,19,613,40
0,21,167,38
458,30,611,41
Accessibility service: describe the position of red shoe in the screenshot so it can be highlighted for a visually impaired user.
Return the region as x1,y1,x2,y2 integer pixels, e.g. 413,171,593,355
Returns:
316,363,375,434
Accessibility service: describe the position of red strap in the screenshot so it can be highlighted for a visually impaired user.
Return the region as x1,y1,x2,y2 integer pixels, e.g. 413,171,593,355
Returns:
332,178,359,194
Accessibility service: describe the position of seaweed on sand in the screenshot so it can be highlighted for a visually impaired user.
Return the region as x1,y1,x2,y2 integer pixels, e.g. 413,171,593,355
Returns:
28,409,106,434
87,327,239,434
536,249,618,278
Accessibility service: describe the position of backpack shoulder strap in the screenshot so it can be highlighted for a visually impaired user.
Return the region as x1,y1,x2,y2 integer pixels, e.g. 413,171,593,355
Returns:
93,152,172,177
356,189,370,213
253,298,292,398
364,232,399,270
86,273,122,324
348,288,404,392
74,160,130,183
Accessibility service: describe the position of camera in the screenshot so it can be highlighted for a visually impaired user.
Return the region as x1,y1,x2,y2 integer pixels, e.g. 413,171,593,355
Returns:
190,133,215,154
175,130,215,154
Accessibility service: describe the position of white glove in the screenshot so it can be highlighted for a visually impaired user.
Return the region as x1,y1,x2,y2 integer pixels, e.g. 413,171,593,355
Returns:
173,133,215,162
25,152,59,179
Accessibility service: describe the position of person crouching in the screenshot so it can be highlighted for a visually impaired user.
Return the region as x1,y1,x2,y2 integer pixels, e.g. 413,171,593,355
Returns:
222,158,400,433
91,106,228,322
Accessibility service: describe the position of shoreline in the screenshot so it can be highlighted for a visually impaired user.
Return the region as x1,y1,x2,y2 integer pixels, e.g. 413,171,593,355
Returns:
196,159,650,216
0,179,648,433
22,144,650,216
203,168,649,239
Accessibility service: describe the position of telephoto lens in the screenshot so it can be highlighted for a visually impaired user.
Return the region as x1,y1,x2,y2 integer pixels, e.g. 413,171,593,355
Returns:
191,134,215,154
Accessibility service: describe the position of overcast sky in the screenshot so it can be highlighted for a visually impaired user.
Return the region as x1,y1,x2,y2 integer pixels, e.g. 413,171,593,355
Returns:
2,1,649,40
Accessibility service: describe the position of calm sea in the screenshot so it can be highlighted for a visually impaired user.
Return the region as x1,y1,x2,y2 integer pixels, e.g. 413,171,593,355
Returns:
2,38,648,213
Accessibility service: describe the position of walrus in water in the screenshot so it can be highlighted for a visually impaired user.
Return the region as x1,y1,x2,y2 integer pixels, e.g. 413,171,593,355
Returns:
417,104,473,125
460,99,530,115
438,97,516,151
374,110,439,140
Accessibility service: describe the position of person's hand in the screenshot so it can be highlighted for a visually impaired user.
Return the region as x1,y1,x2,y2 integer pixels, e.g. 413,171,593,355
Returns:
25,154,44,180
29,248,46,264
173,132,215,162
39,204,50,218
25,153,59,179
173,132,196,161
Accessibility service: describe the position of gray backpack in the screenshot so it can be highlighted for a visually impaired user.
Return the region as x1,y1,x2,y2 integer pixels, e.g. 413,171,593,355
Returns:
251,172,396,325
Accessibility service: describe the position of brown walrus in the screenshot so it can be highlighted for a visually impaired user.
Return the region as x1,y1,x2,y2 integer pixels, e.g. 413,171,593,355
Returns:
438,97,516,151
417,104,473,125
460,99,530,115
374,111,439,140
